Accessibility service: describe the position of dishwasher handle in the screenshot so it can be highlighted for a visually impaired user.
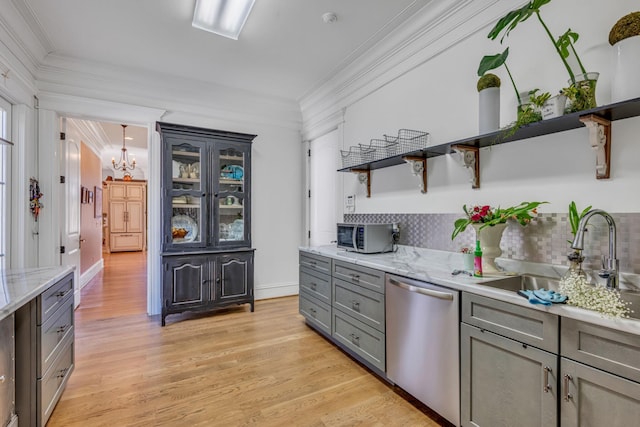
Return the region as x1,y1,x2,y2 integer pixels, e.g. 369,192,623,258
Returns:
388,277,454,301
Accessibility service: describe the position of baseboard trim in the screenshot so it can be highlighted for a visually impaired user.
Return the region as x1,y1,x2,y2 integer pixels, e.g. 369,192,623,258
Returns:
255,282,299,300
80,258,104,289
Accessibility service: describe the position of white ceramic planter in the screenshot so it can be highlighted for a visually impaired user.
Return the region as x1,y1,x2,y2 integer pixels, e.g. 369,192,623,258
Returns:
611,36,640,102
478,87,500,134
541,94,567,120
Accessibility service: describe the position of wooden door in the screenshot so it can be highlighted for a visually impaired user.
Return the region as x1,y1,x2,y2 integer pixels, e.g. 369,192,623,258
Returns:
126,183,144,201
126,201,144,233
216,252,253,305
109,200,127,233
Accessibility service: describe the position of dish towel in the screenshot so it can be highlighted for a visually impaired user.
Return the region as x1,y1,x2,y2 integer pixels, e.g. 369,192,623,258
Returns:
517,289,568,306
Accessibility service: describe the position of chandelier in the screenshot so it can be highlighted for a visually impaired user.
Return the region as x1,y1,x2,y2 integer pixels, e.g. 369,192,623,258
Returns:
112,124,136,172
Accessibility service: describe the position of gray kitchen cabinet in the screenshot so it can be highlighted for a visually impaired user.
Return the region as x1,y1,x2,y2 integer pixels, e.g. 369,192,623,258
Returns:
560,357,640,427
298,252,386,375
560,317,640,426
157,122,256,325
461,292,559,427
15,272,75,427
460,323,558,427
0,315,16,427
298,254,332,336
162,251,254,326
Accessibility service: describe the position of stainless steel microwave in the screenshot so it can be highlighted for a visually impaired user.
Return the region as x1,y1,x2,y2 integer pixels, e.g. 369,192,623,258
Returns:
336,223,394,253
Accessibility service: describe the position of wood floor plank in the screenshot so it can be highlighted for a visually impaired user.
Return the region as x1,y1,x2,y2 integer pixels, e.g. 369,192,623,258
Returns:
46,251,447,426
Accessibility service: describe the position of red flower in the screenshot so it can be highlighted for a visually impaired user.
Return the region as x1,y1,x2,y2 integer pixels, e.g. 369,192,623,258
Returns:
473,206,480,212
481,205,490,213
471,213,482,222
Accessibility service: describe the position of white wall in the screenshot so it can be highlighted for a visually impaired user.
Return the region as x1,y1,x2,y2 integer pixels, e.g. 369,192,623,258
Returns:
306,0,639,217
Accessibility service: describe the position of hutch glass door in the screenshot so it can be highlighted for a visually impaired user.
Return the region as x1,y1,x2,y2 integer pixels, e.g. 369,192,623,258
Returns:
217,146,248,247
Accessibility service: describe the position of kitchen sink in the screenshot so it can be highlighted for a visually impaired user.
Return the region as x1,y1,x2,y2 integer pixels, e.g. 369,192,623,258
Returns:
483,274,640,320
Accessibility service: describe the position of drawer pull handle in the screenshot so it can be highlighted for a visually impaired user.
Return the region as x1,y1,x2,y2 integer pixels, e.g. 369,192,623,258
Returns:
350,333,360,346
309,308,316,317
563,374,573,401
543,366,551,393
57,367,68,379
351,274,360,281
310,282,317,291
309,260,317,265
56,324,69,334
351,300,360,311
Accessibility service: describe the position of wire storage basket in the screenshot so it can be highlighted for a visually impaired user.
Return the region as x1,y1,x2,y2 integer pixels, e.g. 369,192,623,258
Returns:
365,139,401,160
340,145,376,168
383,129,430,155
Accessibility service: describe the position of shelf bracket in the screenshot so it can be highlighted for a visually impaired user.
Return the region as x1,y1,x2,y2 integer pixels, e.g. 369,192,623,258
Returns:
351,169,371,198
451,145,480,189
402,156,427,193
579,114,611,179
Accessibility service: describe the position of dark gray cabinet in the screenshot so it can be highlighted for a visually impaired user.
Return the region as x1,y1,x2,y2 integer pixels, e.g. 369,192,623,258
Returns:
15,272,74,427
157,122,256,326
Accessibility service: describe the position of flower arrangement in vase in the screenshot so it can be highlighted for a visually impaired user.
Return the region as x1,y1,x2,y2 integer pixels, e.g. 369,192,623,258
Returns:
452,201,547,274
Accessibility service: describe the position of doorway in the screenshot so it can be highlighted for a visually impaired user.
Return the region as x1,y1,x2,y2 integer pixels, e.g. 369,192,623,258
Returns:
66,118,150,315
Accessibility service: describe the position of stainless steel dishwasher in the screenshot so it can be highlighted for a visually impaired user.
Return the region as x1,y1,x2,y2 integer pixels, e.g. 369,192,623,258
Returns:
386,274,460,427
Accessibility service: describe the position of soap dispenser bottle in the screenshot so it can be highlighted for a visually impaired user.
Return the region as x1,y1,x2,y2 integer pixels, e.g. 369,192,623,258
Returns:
473,240,483,277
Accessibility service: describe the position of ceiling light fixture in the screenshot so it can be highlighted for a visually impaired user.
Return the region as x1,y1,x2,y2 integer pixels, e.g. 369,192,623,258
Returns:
192,0,256,40
112,124,136,173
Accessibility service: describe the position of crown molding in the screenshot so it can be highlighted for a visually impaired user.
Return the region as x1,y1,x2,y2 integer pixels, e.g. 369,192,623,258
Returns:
300,0,526,137
36,54,303,131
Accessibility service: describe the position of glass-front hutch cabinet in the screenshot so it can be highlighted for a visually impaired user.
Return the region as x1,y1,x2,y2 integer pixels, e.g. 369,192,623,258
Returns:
157,122,256,326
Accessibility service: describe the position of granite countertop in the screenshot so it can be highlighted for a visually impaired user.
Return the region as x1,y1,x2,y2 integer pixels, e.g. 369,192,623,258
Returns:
300,245,640,336
0,265,75,321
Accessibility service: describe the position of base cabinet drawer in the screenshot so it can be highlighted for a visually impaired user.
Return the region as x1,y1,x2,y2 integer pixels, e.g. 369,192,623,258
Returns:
38,339,74,426
332,310,385,372
332,260,385,293
38,273,73,325
333,278,384,332
299,252,331,275
299,267,331,304
462,292,558,353
299,292,331,336
39,297,74,377
110,233,143,252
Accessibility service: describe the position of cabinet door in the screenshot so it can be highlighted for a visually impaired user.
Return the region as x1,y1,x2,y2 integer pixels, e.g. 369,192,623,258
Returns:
215,252,253,304
164,256,212,309
108,183,126,200
109,200,127,233
164,136,208,250
126,183,144,201
461,323,558,427
0,315,14,427
125,201,144,233
561,358,640,427
214,144,251,248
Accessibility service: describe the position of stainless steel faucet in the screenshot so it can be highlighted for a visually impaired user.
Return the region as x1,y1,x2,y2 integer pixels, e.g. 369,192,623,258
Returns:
571,209,619,289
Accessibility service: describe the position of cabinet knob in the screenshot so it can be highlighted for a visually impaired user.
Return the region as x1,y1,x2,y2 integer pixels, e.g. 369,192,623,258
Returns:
216,277,221,283
0,375,5,383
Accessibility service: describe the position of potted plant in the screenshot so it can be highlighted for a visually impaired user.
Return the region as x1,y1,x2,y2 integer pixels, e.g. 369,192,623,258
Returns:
451,201,547,273
609,11,640,102
477,72,501,134
478,48,543,133
487,0,597,112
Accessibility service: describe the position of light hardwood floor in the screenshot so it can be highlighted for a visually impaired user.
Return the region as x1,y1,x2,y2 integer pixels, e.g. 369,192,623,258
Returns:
47,251,446,426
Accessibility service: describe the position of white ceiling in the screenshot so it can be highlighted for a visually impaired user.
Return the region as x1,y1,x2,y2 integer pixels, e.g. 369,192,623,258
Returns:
19,0,428,177
23,0,426,101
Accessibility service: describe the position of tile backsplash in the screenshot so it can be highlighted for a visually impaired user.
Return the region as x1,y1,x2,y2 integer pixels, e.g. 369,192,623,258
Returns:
344,213,640,274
